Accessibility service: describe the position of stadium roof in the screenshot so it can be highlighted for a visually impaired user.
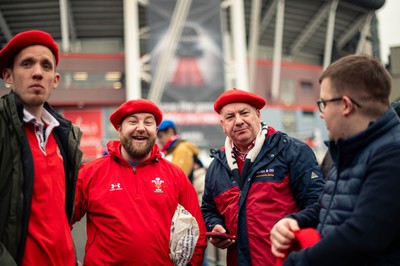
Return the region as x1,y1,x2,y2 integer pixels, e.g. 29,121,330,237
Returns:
0,0,386,104
0,0,384,61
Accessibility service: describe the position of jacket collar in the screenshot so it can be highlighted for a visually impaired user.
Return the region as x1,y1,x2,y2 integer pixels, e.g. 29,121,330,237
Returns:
329,108,399,165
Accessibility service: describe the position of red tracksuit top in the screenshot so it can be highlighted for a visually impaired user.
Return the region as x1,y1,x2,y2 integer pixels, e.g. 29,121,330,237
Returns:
22,123,75,266
73,140,207,265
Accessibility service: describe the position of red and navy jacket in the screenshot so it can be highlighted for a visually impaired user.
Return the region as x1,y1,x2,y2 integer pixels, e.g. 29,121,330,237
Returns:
201,126,325,266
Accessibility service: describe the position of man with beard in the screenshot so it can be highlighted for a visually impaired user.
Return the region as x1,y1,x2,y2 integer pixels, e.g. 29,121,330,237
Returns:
72,99,207,265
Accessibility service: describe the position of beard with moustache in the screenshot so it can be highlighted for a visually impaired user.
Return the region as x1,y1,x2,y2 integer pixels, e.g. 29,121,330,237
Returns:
120,133,156,161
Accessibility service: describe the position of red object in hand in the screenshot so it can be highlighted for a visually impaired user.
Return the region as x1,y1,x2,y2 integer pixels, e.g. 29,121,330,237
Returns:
275,228,321,266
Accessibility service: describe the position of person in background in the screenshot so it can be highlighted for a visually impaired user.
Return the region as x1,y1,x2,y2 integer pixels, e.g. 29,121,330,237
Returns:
201,88,325,266
157,119,210,266
318,151,332,180
270,55,400,265
0,30,83,266
192,157,207,206
72,99,206,265
157,119,200,181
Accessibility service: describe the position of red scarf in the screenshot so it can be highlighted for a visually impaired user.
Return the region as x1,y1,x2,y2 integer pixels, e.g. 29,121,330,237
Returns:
160,134,179,154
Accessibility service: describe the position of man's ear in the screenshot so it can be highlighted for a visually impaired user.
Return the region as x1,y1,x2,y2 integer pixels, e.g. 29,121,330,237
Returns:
220,119,227,134
52,72,61,89
2,68,12,84
342,96,354,116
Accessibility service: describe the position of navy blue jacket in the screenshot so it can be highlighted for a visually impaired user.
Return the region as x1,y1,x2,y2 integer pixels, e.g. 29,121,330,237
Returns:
201,126,325,266
287,108,400,266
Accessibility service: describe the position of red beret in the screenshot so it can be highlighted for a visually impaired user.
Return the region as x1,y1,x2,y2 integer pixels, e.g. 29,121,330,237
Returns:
110,99,163,129
0,30,59,79
214,88,266,113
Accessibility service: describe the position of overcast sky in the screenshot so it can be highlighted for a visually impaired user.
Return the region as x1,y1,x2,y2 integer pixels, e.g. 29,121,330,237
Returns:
376,0,400,63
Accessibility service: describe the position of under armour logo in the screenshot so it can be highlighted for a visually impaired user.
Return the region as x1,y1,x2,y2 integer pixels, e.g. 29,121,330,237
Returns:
110,183,123,191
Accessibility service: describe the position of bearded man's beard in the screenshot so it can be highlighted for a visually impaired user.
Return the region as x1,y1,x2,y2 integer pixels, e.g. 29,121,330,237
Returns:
120,134,156,160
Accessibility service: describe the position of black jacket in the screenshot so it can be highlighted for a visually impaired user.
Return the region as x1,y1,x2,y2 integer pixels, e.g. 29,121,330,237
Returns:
287,108,400,266
0,92,83,265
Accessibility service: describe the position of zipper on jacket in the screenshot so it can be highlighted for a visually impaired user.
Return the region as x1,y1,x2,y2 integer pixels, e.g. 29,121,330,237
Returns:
132,166,140,199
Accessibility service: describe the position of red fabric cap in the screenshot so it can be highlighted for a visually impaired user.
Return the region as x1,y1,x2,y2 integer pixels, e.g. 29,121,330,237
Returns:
109,99,163,129
0,30,59,79
214,88,266,113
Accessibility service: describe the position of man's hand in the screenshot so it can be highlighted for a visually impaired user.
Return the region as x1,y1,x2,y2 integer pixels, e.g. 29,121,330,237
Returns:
270,218,300,258
207,224,236,249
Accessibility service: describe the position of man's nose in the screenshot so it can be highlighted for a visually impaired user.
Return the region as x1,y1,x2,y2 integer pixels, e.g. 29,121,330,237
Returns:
136,122,146,131
32,64,43,79
234,115,244,125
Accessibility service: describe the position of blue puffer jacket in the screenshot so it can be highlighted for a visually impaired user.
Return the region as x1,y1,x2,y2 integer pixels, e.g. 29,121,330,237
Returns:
287,108,400,266
201,125,325,266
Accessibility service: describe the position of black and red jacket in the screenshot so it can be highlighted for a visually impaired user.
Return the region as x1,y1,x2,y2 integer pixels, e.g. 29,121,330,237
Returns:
201,126,325,266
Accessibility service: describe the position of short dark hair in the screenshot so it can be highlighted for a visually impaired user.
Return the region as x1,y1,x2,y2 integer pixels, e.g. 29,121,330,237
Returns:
319,55,391,107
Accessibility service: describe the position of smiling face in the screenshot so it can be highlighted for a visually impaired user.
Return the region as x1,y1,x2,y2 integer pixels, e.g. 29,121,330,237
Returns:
2,45,59,116
118,113,157,162
219,102,261,152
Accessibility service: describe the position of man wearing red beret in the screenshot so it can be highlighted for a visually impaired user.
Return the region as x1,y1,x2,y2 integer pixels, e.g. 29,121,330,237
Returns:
0,30,83,266
201,88,325,266
72,99,207,265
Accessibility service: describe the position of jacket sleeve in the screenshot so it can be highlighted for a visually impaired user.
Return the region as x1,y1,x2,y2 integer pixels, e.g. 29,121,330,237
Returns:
285,145,400,266
287,139,325,210
71,165,87,225
200,161,227,231
177,170,207,266
0,101,19,266
0,245,17,266
287,201,321,229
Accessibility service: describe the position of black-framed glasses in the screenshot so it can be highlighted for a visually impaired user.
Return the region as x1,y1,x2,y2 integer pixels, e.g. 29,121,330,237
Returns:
317,96,362,113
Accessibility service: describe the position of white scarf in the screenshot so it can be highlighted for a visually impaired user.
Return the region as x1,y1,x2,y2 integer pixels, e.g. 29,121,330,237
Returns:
225,123,268,173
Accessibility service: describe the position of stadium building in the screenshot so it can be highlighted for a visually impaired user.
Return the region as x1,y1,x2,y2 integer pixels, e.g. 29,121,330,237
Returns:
0,0,386,162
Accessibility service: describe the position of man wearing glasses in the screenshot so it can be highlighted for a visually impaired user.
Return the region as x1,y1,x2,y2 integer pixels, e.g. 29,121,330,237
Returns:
270,55,400,265
317,96,361,113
